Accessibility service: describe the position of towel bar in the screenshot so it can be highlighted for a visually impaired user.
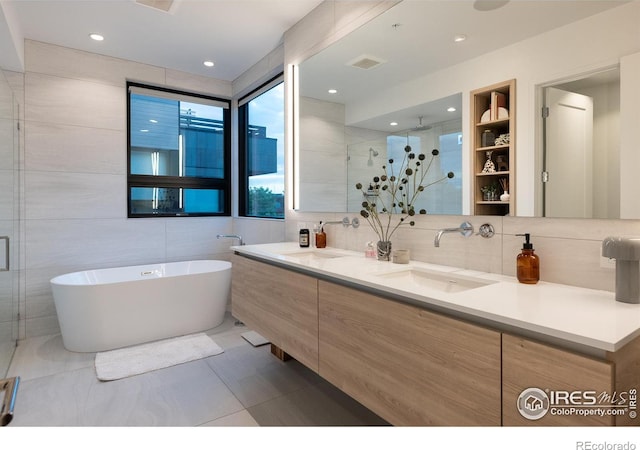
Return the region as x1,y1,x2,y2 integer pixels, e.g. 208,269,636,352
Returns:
1,376,19,426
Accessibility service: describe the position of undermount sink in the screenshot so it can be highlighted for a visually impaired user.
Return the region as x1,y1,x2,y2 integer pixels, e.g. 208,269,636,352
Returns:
281,250,347,260
374,268,497,293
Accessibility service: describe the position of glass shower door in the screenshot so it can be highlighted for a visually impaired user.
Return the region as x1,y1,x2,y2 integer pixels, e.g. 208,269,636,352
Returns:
0,69,18,378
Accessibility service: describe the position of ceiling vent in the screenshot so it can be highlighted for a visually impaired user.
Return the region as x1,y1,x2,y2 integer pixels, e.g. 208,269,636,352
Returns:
347,55,386,70
135,0,175,12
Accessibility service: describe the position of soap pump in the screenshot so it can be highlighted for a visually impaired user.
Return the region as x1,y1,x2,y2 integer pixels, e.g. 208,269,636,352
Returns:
516,233,540,284
315,221,327,248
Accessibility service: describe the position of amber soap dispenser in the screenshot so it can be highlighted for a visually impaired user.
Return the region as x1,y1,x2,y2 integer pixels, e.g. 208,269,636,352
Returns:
516,233,540,284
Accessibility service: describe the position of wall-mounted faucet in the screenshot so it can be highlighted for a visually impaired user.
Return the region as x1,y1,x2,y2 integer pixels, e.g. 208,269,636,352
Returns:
216,234,244,246
323,216,360,228
602,236,640,303
434,221,474,247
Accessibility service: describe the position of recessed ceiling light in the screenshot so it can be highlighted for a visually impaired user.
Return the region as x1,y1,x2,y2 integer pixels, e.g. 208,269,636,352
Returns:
203,60,215,67
89,33,104,41
390,122,398,127
328,89,337,94
448,107,457,112
454,34,466,43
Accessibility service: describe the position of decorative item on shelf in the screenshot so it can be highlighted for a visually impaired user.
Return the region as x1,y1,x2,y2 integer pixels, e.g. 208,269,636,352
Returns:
355,146,454,261
480,109,491,123
496,155,508,172
481,130,495,147
494,133,510,146
481,182,499,201
482,150,496,173
491,91,508,120
499,178,510,202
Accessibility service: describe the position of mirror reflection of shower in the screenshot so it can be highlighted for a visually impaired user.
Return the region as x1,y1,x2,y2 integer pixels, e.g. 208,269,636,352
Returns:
367,147,379,166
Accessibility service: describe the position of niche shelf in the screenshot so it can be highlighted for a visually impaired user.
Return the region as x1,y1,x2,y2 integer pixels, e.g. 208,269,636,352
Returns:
470,79,516,216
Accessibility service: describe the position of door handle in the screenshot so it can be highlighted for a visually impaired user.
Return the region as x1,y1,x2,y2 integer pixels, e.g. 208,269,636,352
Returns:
0,236,8,272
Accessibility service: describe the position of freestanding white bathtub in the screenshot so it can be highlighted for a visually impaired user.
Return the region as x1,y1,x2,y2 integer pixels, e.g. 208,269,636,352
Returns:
51,260,231,352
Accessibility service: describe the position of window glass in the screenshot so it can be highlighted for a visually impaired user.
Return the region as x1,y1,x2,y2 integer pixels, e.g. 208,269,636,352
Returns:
239,78,284,218
127,83,230,217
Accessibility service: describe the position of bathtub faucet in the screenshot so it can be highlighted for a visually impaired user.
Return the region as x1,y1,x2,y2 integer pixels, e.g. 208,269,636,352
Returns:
217,234,244,246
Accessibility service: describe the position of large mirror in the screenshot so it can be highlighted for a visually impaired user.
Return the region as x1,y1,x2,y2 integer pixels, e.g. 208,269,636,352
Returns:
297,0,638,217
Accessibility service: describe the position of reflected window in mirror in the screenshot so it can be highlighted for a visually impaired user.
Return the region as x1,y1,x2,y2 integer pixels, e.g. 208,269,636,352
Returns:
238,74,285,219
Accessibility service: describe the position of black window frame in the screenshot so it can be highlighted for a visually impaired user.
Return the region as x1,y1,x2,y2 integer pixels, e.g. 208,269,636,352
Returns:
127,81,231,218
238,73,285,219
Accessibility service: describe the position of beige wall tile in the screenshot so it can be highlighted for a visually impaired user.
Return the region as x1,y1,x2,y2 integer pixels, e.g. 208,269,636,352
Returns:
25,72,125,130
25,122,125,174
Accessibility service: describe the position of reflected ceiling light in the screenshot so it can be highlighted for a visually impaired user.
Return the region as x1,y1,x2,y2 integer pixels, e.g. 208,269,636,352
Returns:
448,107,457,112
390,122,398,126
454,34,466,43
149,119,158,123
140,129,149,133
203,60,215,67
328,89,338,94
89,33,104,41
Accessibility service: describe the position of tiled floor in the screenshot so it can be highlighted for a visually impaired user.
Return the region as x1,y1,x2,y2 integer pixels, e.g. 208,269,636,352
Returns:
6,313,388,427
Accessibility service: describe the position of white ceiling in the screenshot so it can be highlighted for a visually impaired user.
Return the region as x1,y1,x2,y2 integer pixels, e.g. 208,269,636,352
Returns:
0,0,324,80
0,0,630,92
299,0,629,132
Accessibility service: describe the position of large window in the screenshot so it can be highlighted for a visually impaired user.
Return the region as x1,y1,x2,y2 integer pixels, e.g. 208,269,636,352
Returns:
127,82,231,217
238,75,285,218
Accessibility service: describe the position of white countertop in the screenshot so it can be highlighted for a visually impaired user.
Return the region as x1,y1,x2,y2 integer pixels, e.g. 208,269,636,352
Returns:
231,242,640,353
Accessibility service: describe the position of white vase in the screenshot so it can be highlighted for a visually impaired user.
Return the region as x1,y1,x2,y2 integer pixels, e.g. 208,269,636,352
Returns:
500,191,510,202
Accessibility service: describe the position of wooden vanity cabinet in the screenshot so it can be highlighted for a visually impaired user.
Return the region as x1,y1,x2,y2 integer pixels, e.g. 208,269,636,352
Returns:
503,334,617,426
318,280,502,426
232,254,640,427
231,255,319,372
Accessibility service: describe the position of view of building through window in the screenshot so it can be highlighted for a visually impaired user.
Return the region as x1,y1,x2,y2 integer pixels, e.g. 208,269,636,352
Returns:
128,85,230,217
242,81,285,218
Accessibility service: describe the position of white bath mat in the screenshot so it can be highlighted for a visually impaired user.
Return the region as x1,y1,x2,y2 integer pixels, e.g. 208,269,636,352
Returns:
241,330,269,347
95,333,224,381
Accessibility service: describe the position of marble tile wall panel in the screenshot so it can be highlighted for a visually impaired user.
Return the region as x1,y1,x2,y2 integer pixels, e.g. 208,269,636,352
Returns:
25,172,126,220
24,266,66,321
25,313,61,339
165,217,234,260
0,170,13,219
165,69,232,98
25,72,125,130
0,118,14,169
233,218,286,246
25,218,167,270
25,122,125,174
0,272,12,321
25,40,165,87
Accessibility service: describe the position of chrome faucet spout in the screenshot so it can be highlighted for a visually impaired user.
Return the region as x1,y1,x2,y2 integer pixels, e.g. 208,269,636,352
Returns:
217,234,244,246
434,221,474,247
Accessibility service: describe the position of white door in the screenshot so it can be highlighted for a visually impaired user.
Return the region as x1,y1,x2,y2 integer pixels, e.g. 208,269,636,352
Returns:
543,87,594,218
